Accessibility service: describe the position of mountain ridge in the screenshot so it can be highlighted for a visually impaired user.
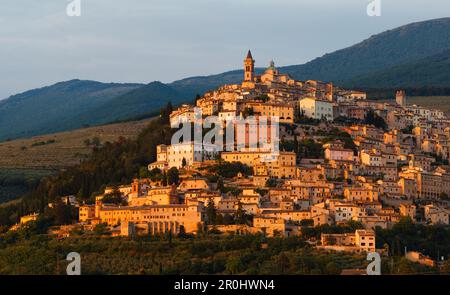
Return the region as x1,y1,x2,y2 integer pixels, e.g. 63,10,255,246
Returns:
342,48,450,88
1,18,450,141
0,80,143,140
280,17,450,82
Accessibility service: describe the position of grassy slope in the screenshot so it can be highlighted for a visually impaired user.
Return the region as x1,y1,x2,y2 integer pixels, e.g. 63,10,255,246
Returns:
0,118,154,204
0,118,154,170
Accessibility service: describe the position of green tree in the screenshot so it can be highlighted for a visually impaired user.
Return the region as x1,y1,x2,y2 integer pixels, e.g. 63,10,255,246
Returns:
178,225,187,238
300,219,314,226
277,253,290,274
139,166,150,179
364,110,387,130
102,185,126,205
149,168,163,181
93,223,108,234
346,220,364,231
53,198,72,225
225,256,243,274
166,167,179,185
206,199,217,225
160,102,173,124
162,171,168,186
216,177,224,193
293,135,299,154
242,107,254,118
234,202,246,225
325,261,339,275
194,94,201,104
265,178,277,187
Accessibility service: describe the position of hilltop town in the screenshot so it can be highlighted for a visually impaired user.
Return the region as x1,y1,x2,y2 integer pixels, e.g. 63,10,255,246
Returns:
18,51,450,260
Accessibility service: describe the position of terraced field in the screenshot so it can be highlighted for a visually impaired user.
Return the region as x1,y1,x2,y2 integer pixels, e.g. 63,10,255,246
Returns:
0,118,153,170
0,118,154,203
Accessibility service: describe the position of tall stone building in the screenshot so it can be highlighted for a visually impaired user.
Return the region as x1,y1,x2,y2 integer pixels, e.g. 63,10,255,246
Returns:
244,50,255,82
396,90,407,106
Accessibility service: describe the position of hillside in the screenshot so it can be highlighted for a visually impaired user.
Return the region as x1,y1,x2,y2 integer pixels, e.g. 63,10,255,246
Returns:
0,110,174,225
0,80,188,141
0,80,143,141
281,17,450,83
0,118,154,204
0,226,446,275
342,49,450,88
84,82,186,124
1,18,449,141
0,118,153,170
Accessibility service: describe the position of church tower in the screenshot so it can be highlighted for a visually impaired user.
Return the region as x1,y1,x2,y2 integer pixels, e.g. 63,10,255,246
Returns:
396,90,407,106
244,50,255,82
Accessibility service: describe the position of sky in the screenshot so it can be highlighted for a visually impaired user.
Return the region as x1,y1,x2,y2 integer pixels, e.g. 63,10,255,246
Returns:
0,0,449,98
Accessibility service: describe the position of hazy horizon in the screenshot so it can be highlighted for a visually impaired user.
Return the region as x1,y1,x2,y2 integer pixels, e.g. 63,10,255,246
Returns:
0,0,449,99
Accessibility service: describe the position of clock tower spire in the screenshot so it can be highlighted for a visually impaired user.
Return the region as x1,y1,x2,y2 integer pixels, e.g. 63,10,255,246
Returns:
244,50,255,82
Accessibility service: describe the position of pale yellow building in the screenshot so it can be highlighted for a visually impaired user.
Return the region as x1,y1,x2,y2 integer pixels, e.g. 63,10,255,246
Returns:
253,216,300,237
243,101,294,124
221,151,296,179
299,97,334,121
150,143,218,169
324,141,354,161
79,205,95,223
399,203,416,220
92,199,206,234
424,204,449,225
344,187,379,202
319,229,375,253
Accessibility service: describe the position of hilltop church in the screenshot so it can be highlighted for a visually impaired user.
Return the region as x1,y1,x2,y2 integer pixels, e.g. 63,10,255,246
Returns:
242,50,292,88
240,50,334,103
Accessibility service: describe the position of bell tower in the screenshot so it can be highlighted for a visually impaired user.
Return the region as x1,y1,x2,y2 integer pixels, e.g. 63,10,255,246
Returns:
396,90,407,107
244,50,255,82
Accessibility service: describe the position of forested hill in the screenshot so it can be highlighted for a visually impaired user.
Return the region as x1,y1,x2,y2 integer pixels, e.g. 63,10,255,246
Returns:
280,17,450,83
0,104,174,228
0,80,143,141
341,48,450,89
